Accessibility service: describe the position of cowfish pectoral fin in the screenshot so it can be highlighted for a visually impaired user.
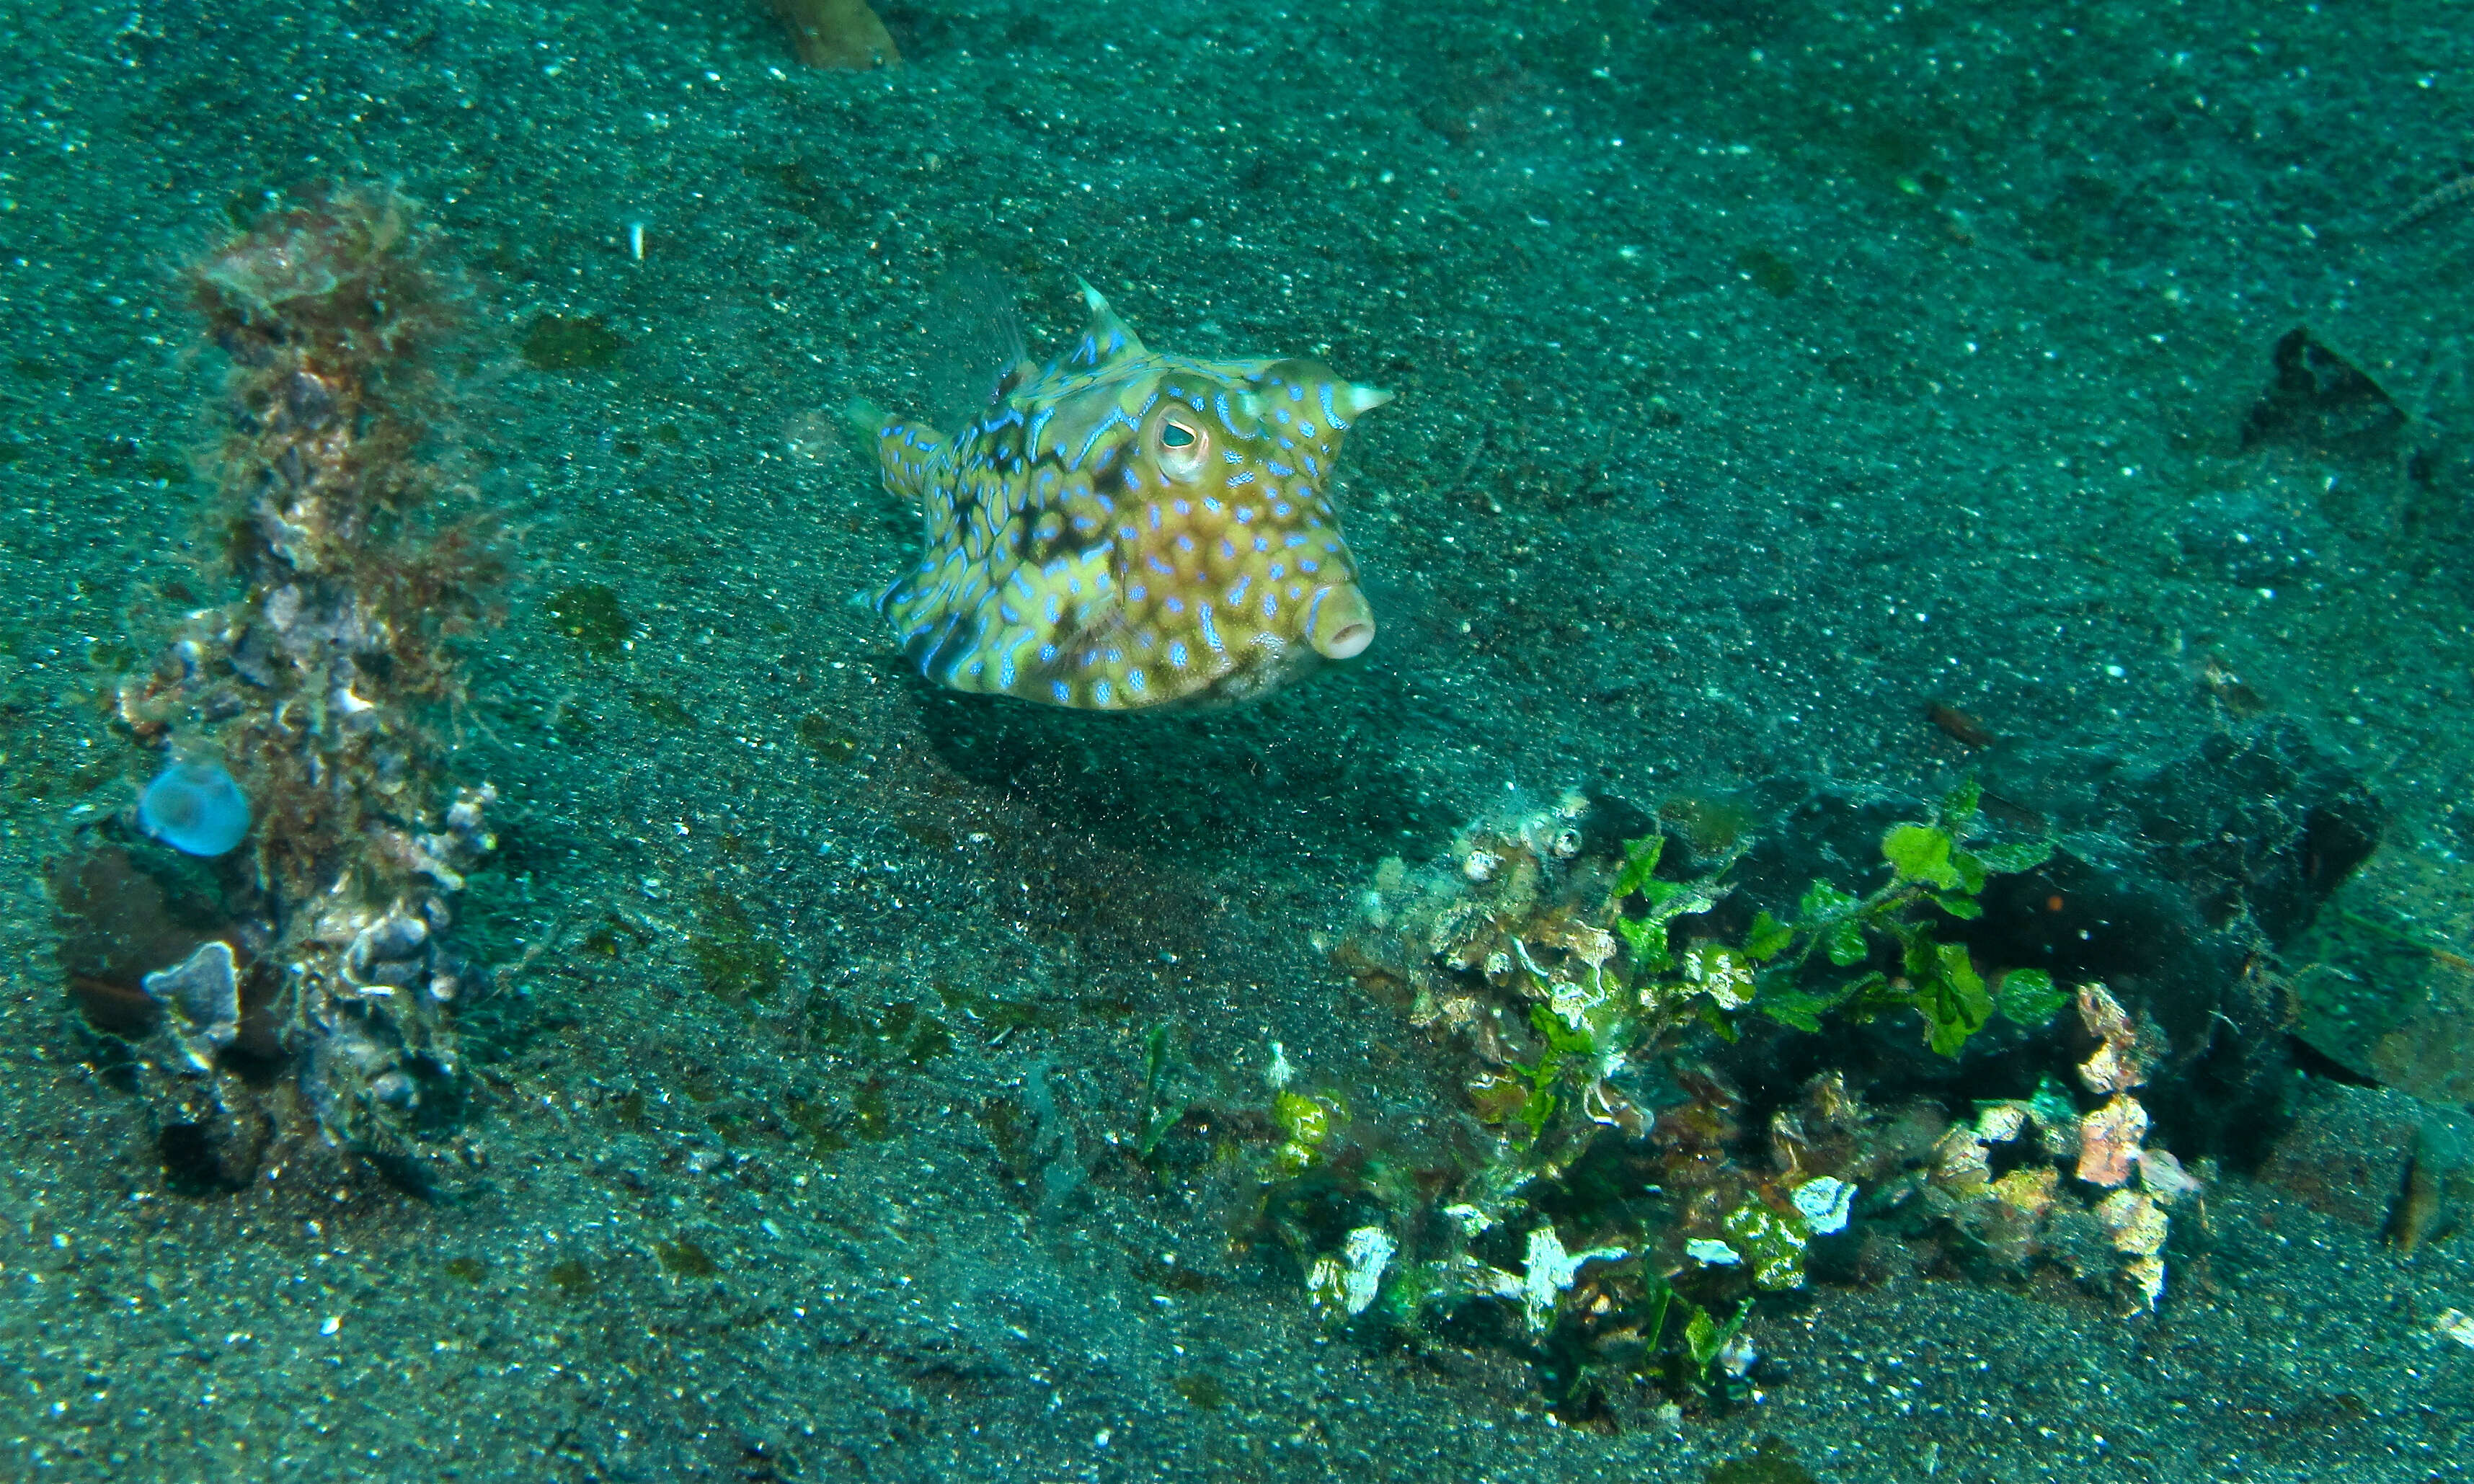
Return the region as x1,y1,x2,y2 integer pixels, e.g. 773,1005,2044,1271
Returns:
975,544,1140,706
1068,277,1148,368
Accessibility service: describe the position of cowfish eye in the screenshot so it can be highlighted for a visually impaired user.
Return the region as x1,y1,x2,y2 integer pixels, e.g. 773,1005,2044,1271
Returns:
1155,413,1209,480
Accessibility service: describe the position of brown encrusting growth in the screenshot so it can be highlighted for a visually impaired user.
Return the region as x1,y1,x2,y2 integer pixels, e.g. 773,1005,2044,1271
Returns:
767,0,899,70
1926,700,1995,748
60,185,505,1195
160,186,503,897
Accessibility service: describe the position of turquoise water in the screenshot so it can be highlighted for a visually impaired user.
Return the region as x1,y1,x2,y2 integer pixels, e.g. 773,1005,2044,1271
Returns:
4,0,2473,1478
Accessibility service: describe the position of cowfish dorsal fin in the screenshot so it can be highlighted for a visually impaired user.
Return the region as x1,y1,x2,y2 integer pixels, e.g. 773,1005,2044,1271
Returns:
1066,277,1147,369
923,262,1032,430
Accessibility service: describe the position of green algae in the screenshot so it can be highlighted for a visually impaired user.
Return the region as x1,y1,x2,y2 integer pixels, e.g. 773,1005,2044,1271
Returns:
1271,1088,1342,1174
805,993,954,1065
686,890,786,1005
1734,245,1799,298
1683,1297,1754,1388
1720,1197,1811,1292
520,313,622,371
931,979,1058,1038
1257,785,2078,1413
544,582,631,659
873,1000,953,1065
794,711,859,761
1134,1023,1181,1163
544,1257,594,1297
626,688,694,728
750,1080,897,1158
1706,1435,1818,1484
782,1091,849,1158
976,1095,1032,1184
657,1239,717,1279
1726,782,2063,1054
851,1078,894,1141
745,158,873,231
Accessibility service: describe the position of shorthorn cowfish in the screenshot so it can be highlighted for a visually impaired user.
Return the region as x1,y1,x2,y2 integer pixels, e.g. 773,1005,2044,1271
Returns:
860,280,1392,711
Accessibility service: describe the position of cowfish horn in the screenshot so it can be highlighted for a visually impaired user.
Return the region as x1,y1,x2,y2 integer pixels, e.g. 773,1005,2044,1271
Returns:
1309,584,1376,660
1340,383,1394,418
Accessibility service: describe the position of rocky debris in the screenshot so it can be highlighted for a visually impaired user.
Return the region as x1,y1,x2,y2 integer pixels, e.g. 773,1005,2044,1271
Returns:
2253,1078,2426,1230
1706,716,2381,1160
2285,842,2474,1106
141,941,240,1072
52,186,499,1199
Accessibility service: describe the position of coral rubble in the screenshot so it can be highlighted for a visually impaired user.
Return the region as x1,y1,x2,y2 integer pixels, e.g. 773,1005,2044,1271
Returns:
1278,752,2369,1416
56,185,502,1195
1290,786,2067,1417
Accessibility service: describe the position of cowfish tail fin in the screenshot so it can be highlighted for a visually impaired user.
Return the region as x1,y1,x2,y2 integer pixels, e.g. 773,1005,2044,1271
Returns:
853,398,946,505
1067,277,1147,368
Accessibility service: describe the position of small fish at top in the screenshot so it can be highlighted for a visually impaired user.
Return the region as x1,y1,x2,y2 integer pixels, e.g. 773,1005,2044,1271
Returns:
856,280,1392,711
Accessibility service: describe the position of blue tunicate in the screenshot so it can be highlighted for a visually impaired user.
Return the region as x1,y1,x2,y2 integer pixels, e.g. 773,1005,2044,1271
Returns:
138,760,252,858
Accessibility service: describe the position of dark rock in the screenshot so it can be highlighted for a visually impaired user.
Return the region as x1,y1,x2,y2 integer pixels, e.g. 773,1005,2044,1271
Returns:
2240,328,2405,459
141,940,241,1069
2251,1078,2423,1231
1704,718,2381,1164
2283,845,2474,1104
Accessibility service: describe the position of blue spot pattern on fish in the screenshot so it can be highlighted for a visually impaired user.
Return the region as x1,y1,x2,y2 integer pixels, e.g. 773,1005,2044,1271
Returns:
863,281,1392,710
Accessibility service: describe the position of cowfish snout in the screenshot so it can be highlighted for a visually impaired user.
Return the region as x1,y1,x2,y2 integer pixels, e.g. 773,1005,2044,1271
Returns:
1308,582,1376,660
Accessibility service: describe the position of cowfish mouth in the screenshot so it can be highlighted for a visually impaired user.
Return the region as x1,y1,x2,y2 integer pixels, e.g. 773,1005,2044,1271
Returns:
1308,581,1376,660
1300,384,1388,663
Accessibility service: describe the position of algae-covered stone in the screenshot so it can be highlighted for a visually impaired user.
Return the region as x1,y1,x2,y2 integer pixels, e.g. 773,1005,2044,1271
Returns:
1721,1195,1812,1291
1272,1088,1342,1174
544,582,632,659
1517,1224,1626,1331
521,314,622,370
2287,845,2474,1103
1306,1225,1394,1319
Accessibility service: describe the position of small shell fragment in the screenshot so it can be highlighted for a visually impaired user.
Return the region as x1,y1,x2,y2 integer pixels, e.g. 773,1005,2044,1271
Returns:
2094,1188,2168,1257
2075,982,2150,1095
1974,1100,2029,1144
2077,1094,2150,1189
1932,1127,1993,1196
1791,1176,1856,1235
2435,1309,2474,1349
1990,1165,2060,1217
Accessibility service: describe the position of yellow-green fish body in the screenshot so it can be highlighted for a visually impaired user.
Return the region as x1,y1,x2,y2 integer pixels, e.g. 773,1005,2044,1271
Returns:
866,283,1390,710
